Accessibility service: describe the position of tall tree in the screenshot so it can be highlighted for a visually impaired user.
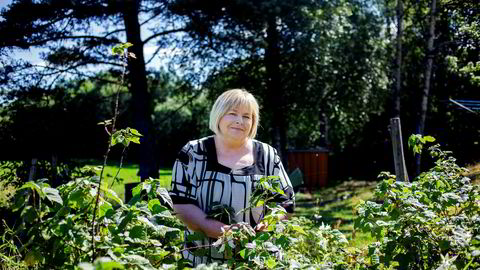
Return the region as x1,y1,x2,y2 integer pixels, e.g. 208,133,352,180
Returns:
395,0,479,169
168,0,391,160
167,0,316,161
415,0,437,175
0,0,186,179
393,0,404,118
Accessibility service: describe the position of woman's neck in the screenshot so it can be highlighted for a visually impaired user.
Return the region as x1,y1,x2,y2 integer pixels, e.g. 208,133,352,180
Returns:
214,135,250,152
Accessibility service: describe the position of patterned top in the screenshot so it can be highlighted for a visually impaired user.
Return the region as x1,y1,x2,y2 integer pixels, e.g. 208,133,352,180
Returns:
169,136,295,266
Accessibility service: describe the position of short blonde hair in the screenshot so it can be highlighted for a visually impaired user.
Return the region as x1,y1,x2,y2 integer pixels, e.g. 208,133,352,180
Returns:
209,89,260,139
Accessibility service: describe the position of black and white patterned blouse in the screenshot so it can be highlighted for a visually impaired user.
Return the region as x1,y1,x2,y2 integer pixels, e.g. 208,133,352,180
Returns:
169,136,295,266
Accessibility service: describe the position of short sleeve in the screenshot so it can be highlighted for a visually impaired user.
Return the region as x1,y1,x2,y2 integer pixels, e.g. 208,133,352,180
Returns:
268,147,295,213
169,143,198,206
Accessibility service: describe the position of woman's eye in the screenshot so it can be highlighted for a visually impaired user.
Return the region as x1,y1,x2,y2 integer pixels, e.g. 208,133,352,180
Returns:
243,116,251,119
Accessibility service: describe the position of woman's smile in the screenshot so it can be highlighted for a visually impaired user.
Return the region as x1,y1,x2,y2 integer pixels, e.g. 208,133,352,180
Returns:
218,105,253,142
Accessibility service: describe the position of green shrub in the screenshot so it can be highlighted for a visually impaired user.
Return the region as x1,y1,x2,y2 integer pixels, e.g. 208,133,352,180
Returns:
0,180,16,208
3,177,185,269
355,135,480,269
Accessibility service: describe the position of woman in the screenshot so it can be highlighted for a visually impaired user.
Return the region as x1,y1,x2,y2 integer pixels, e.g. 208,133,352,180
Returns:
169,89,295,266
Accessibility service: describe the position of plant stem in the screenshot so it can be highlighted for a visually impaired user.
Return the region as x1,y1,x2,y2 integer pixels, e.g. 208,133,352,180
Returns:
109,146,128,189
90,52,127,262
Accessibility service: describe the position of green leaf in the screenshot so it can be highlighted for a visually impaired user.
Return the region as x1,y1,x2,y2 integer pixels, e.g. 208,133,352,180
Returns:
112,46,123,55
25,249,43,266
98,201,113,218
187,232,206,242
239,248,246,259
156,187,173,210
423,136,436,142
265,258,277,269
123,42,133,49
19,182,44,198
111,42,134,55
290,224,306,235
129,225,147,240
67,189,87,209
148,199,161,212
77,262,95,270
117,211,134,232
439,239,451,251
151,204,168,215
100,186,123,206
218,243,225,253
21,205,38,223
256,199,265,207
43,187,63,205
129,137,141,144
123,254,152,268
436,179,445,189
371,254,380,265
97,261,125,270
129,128,142,136
131,182,147,198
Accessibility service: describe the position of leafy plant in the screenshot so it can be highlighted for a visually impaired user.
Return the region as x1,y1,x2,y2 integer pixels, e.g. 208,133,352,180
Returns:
0,43,186,270
355,135,480,269
193,176,369,269
6,177,184,269
206,202,236,225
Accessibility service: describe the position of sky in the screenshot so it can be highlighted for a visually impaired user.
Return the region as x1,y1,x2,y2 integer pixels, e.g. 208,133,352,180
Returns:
0,0,181,72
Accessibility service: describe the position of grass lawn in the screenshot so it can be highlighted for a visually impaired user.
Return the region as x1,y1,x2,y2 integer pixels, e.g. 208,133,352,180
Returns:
80,159,172,202
294,181,377,249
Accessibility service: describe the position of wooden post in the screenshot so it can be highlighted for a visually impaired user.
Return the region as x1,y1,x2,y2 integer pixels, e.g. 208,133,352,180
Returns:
389,118,409,182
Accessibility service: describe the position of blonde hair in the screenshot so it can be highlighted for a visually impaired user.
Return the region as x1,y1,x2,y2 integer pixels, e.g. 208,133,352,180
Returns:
209,89,260,139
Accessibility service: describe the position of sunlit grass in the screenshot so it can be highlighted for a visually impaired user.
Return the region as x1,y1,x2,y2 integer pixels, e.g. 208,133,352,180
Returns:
466,161,480,184
81,159,172,201
294,181,377,249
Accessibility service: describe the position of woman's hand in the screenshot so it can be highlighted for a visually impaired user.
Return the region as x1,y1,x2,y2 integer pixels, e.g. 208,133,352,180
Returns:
173,204,228,238
254,221,268,232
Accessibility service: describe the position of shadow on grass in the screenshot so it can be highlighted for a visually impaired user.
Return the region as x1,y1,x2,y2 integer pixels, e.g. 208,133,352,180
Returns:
293,180,378,247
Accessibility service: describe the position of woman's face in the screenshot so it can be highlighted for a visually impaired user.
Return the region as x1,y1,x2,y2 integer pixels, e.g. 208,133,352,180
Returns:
218,105,253,142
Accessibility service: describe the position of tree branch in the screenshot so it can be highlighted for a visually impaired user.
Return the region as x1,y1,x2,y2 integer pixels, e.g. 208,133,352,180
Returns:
142,28,189,45
32,65,124,86
17,35,119,47
145,45,164,65
103,28,125,38
140,12,162,26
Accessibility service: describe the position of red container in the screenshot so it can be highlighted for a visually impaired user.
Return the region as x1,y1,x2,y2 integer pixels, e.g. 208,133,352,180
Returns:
287,149,328,190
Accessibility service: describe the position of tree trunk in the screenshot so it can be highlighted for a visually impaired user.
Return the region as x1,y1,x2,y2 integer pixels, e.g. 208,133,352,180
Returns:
415,0,437,176
122,0,158,180
265,15,287,165
393,0,403,118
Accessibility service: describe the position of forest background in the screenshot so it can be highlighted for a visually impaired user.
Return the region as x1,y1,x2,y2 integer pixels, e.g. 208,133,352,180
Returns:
0,0,478,184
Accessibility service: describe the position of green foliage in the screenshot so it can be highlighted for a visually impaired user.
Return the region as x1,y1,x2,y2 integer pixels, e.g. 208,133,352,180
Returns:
206,202,236,225
110,128,142,147
0,179,17,208
0,221,28,270
3,136,479,269
3,178,184,269
171,0,391,151
408,134,436,155
355,136,480,269
111,43,133,56
190,176,374,269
